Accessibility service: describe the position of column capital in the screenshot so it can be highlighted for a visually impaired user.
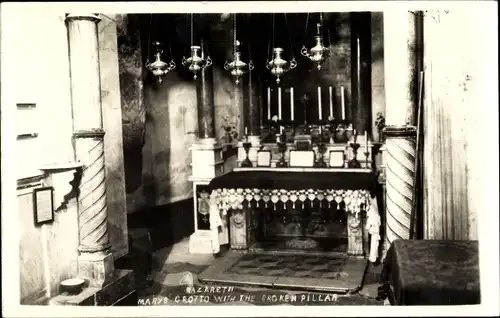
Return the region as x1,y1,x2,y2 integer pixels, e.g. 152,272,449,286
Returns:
383,125,417,137
65,13,101,23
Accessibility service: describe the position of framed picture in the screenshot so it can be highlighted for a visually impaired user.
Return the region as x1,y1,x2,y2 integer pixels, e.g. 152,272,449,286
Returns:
329,150,345,168
289,150,315,167
33,187,54,226
256,150,272,167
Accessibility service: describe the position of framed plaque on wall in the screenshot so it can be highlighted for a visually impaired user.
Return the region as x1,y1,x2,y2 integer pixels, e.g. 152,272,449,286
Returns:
33,186,54,226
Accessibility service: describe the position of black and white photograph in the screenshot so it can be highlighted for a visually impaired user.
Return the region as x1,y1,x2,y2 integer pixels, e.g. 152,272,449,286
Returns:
1,1,498,317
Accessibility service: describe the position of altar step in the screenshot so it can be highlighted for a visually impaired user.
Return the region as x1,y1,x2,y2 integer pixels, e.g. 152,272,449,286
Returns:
198,250,366,294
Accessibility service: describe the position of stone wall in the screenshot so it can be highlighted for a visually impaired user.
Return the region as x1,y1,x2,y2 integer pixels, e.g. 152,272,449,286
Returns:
99,14,129,259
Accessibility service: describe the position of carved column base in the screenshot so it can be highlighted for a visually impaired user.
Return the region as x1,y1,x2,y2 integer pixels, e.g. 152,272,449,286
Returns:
189,231,219,255
78,251,114,287
191,142,224,179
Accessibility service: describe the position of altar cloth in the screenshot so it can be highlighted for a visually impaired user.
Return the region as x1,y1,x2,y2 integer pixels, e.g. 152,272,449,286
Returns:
380,240,480,305
208,170,378,192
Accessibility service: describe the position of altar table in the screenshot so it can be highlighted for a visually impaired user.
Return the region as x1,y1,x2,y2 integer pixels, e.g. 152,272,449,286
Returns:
379,240,480,305
206,170,381,261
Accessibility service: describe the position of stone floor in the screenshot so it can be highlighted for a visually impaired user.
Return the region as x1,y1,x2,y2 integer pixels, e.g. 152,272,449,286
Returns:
122,232,383,306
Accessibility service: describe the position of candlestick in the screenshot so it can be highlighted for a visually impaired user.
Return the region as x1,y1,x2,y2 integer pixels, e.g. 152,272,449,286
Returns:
341,86,345,120
318,86,322,121
364,130,368,150
290,87,294,121
278,87,282,120
329,86,333,118
267,87,271,120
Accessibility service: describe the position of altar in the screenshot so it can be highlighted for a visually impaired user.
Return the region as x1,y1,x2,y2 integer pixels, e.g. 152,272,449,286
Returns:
205,168,381,260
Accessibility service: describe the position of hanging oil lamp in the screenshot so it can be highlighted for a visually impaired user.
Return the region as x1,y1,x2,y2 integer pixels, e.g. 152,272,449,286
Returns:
266,14,297,85
224,14,254,84
266,47,297,85
146,41,176,84
301,14,330,71
182,14,212,80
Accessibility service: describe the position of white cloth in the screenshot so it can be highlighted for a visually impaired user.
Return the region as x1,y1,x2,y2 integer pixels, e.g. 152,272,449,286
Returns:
209,191,223,253
365,196,381,263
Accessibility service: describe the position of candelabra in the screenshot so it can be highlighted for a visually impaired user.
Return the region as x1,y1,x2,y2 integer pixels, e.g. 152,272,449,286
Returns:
145,41,176,85
240,139,253,167
224,14,254,85
276,132,288,168
348,140,362,168
182,45,212,80
301,23,330,71
225,50,254,84
364,150,371,169
313,126,328,168
266,47,297,84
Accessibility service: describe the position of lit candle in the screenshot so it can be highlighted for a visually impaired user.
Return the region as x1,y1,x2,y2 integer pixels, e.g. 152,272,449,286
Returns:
267,87,271,120
341,86,345,120
290,87,294,121
245,126,248,136
329,86,333,118
364,130,368,149
317,86,322,121
278,87,282,120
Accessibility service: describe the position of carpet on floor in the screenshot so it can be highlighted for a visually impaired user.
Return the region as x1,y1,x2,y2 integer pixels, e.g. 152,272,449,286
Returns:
135,259,381,306
198,250,366,294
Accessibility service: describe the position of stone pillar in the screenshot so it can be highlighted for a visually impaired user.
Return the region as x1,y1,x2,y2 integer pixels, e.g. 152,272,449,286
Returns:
66,14,114,285
382,11,420,253
351,12,372,135
196,60,216,143
190,55,226,254
246,69,261,139
239,68,261,165
383,11,419,126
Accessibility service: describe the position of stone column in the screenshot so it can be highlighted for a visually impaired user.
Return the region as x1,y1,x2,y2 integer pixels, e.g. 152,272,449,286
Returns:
244,68,261,147
351,12,372,135
66,14,114,285
196,60,216,144
382,11,420,253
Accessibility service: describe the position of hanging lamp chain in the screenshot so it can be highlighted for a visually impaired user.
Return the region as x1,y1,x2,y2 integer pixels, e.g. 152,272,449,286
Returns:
305,13,309,35
234,13,237,53
146,13,153,65
271,13,275,51
285,13,294,58
190,13,194,46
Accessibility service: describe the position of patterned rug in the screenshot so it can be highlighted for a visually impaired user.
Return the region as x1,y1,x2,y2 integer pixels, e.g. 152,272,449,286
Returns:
198,250,367,294
135,261,382,306
227,253,348,279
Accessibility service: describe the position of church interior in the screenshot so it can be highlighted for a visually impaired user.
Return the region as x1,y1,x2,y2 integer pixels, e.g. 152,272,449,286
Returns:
2,3,498,312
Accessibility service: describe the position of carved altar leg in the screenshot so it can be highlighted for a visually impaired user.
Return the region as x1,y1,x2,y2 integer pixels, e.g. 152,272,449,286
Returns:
347,213,364,256
66,14,114,286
